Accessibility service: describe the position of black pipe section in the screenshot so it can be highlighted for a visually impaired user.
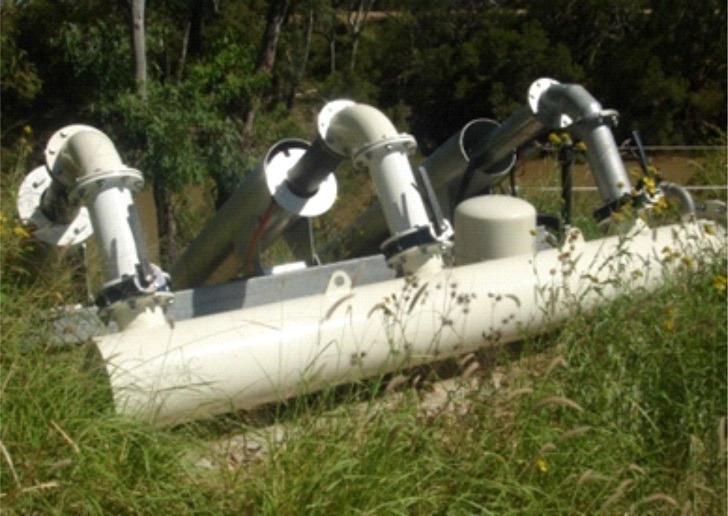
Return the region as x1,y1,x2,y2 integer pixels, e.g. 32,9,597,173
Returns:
285,138,344,198
468,107,546,176
40,178,79,225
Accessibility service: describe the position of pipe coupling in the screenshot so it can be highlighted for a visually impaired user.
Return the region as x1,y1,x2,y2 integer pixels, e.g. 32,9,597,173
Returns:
351,134,417,170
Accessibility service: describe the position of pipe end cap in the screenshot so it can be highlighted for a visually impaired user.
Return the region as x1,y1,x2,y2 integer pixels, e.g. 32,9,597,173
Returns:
265,141,337,217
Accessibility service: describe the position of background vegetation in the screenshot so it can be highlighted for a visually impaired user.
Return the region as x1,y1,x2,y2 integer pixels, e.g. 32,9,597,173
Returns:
2,0,726,261
1,0,726,513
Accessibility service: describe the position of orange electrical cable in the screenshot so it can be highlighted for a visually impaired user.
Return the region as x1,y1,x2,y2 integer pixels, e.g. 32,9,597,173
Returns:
244,200,277,276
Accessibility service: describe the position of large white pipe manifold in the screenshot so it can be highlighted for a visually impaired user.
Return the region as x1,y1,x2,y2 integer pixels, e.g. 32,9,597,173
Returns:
96,218,723,426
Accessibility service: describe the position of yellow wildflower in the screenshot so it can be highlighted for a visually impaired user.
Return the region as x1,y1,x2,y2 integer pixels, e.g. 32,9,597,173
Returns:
680,256,695,268
13,226,31,239
536,458,549,473
713,275,727,295
664,307,676,332
23,125,32,135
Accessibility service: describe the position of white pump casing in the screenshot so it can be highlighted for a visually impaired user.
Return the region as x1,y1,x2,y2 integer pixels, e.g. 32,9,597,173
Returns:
455,195,537,264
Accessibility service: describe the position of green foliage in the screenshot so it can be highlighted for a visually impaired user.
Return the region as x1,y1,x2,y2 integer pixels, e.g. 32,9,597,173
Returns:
53,19,133,101
0,6,43,105
364,8,585,148
98,83,240,193
3,0,725,147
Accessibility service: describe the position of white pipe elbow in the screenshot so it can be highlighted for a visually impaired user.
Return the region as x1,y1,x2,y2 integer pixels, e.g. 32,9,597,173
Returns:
31,125,170,328
528,79,632,205
319,101,441,274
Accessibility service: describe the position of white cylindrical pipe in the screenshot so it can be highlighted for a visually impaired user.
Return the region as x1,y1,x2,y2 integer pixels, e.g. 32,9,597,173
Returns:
42,126,149,286
368,148,431,235
95,221,723,426
88,187,144,283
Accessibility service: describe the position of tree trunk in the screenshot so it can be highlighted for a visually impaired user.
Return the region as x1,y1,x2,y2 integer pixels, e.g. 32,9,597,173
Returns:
287,8,314,108
188,0,204,58
125,0,178,267
241,0,290,146
130,0,147,99
348,0,375,71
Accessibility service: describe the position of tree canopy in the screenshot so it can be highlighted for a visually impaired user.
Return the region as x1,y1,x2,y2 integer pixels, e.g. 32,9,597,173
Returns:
2,0,725,262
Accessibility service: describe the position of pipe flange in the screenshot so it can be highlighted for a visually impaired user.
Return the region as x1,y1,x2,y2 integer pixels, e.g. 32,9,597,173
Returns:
380,225,438,259
561,109,619,137
527,78,560,115
99,291,175,326
265,140,338,217
385,237,450,276
17,166,93,246
69,168,145,204
351,135,417,170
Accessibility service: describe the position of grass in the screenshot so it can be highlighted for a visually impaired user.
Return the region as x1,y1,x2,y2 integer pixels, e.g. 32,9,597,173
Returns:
1,146,726,513
2,255,725,513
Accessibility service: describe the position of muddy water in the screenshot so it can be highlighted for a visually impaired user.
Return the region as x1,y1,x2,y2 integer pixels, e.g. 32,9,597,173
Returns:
135,187,160,263
514,153,709,187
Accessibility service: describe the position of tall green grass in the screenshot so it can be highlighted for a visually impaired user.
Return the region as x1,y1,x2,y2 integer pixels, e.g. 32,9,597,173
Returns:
3,251,724,513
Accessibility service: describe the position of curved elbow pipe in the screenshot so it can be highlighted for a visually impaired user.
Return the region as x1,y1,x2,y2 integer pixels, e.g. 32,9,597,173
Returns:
319,101,444,274
460,79,631,208
17,125,170,329
529,79,632,206
42,127,150,290
660,181,696,215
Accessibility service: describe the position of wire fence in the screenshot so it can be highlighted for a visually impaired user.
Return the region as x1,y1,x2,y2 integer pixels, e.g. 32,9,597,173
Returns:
531,185,728,192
